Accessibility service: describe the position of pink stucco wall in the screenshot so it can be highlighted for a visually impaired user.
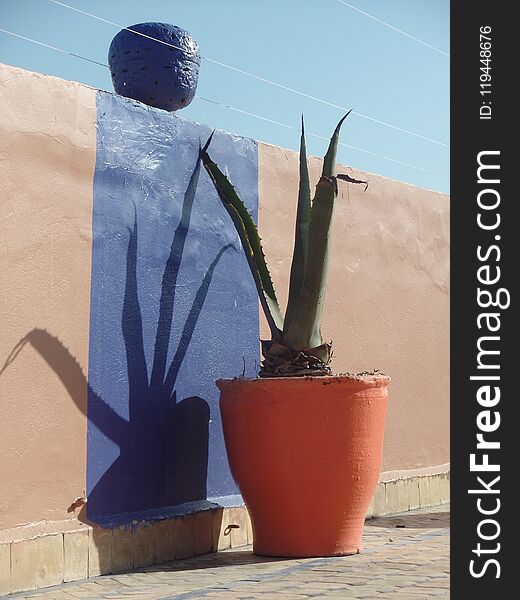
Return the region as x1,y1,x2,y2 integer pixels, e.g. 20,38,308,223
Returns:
0,63,449,532
0,64,96,530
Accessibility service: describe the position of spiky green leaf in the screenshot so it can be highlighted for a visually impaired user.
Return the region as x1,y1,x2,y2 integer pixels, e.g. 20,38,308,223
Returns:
322,110,352,178
284,112,351,350
284,115,311,335
200,136,284,340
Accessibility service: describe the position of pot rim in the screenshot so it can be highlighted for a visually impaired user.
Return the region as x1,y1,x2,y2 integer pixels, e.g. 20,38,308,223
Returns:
217,373,391,391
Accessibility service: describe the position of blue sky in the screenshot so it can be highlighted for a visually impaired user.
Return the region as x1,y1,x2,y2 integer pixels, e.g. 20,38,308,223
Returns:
0,0,449,192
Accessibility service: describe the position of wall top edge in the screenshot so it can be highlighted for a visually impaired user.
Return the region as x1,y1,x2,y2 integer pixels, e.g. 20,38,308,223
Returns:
1,61,257,148
259,140,450,199
1,62,449,197
380,463,450,483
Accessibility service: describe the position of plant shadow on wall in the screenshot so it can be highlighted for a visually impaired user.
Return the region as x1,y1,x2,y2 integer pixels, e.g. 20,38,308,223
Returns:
0,156,233,521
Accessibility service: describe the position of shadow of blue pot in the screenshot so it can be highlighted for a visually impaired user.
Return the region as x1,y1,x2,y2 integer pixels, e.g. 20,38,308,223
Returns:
108,22,200,112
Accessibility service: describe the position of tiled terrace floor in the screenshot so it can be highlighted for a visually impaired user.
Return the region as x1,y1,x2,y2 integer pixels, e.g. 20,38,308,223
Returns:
8,504,449,599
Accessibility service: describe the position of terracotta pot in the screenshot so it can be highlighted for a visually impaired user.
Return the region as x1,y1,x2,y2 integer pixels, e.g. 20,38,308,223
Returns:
217,375,390,557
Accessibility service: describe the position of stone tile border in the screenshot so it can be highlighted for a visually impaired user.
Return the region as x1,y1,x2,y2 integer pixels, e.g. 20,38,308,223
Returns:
367,471,450,519
0,471,449,596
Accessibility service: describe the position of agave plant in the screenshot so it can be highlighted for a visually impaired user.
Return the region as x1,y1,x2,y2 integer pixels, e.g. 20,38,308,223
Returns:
200,112,367,377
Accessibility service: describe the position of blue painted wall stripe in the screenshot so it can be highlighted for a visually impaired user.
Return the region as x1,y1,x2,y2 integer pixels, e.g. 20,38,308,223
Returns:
87,91,259,520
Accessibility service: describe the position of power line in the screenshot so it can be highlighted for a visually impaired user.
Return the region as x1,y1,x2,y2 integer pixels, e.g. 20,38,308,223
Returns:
48,0,191,56
46,0,449,149
202,56,448,148
0,26,107,68
0,26,446,178
197,97,444,176
335,0,450,57
197,96,294,131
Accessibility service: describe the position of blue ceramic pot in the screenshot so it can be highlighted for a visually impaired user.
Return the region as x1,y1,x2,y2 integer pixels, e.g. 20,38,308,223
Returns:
108,22,200,112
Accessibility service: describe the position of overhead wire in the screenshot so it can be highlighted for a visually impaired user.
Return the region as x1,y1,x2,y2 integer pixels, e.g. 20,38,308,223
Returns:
334,0,450,57
0,26,107,68
197,96,443,176
46,0,449,149
0,26,445,177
